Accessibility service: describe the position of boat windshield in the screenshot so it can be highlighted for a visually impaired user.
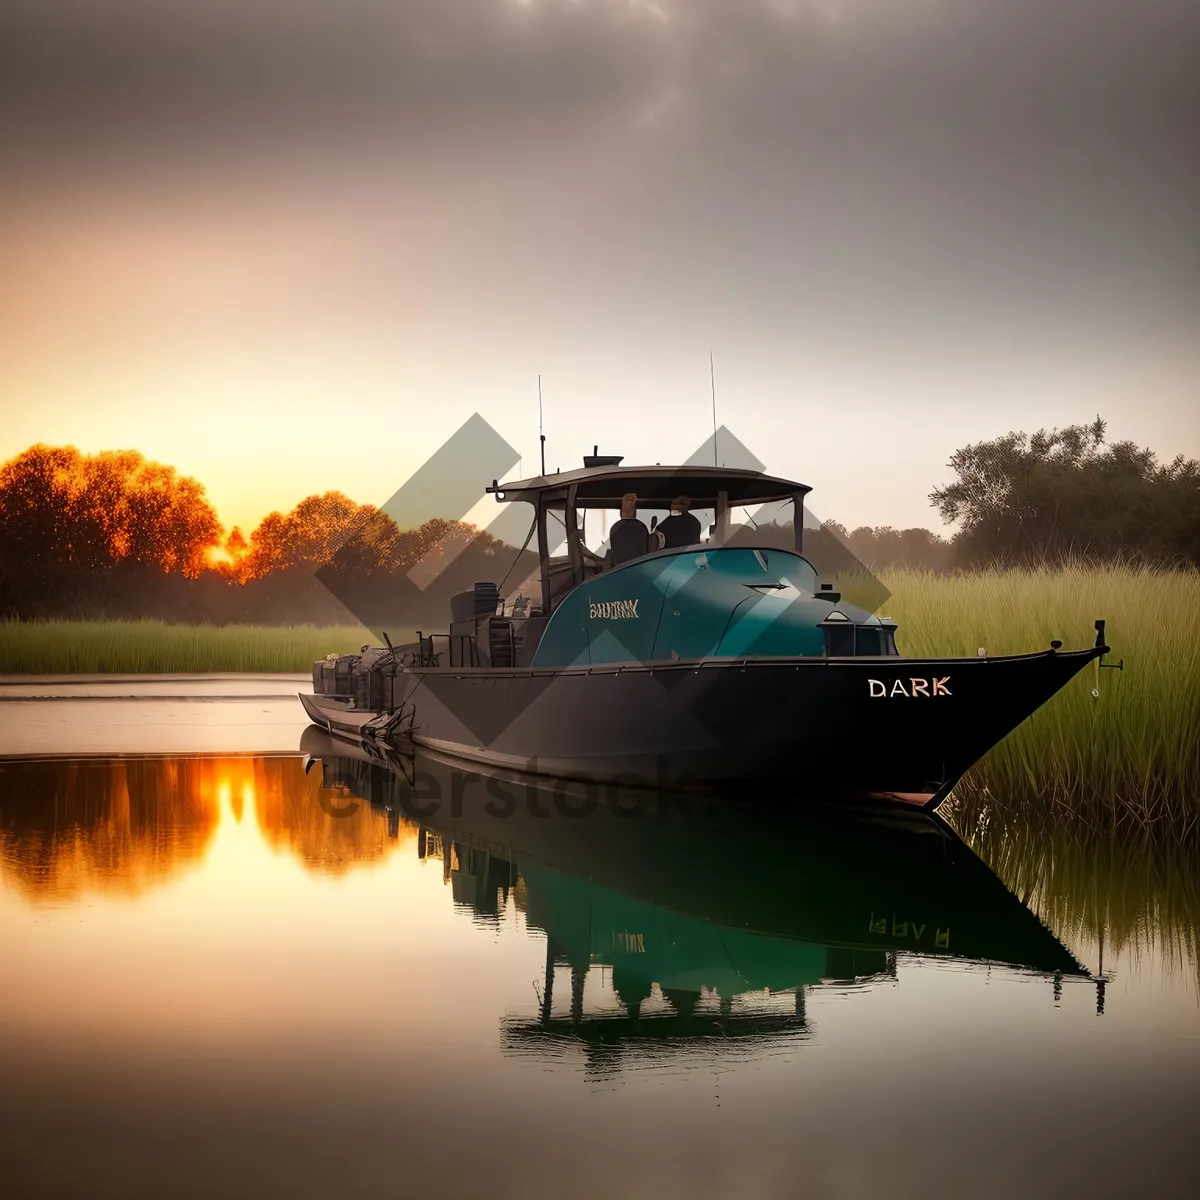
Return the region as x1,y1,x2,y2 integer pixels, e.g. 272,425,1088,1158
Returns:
488,464,811,613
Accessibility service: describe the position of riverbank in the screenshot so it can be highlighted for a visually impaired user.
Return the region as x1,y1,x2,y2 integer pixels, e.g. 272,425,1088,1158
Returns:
0,674,313,757
0,620,373,674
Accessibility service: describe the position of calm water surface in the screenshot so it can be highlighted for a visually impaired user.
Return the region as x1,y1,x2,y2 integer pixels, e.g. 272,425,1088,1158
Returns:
1,735,1197,1198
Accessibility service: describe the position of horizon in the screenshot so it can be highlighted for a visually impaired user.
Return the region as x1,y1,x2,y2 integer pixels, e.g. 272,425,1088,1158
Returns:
4,404,1195,543
2,430,969,547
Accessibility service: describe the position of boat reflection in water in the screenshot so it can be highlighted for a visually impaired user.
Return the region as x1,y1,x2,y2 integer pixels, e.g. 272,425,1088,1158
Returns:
300,727,1088,1072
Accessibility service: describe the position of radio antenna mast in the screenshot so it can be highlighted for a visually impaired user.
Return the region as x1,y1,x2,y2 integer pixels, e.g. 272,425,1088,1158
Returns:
709,352,718,466
538,374,546,476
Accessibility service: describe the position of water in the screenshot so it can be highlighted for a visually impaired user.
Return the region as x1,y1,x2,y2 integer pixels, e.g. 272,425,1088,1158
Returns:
0,674,310,756
0,694,1197,1198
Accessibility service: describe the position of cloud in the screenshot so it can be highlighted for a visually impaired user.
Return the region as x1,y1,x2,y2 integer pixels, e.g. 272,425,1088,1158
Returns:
1,1,1196,164
1,1,1197,372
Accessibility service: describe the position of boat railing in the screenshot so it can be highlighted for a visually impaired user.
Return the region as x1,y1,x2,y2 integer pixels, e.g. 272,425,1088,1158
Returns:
413,632,443,668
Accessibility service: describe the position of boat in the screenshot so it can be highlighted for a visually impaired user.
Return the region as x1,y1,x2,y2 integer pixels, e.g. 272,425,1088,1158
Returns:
300,732,1089,1065
301,456,1111,808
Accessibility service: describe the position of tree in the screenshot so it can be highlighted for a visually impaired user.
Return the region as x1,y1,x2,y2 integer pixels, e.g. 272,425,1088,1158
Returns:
225,492,376,581
0,445,221,578
225,492,500,583
930,419,1200,567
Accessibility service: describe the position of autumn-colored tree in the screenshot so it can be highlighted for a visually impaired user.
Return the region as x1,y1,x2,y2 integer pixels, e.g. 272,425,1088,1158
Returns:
224,526,248,559
0,446,516,622
227,492,396,581
227,491,498,583
0,444,221,577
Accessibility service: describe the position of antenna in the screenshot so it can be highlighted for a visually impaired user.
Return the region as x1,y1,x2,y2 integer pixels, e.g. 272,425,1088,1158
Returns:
538,374,546,476
709,351,718,466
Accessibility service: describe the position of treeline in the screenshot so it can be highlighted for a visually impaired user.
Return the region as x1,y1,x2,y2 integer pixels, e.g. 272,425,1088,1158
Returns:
819,523,956,573
823,419,1197,572
0,446,536,626
1,420,1195,623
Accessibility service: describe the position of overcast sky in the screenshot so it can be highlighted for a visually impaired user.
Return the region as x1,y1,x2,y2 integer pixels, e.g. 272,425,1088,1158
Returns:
1,0,1197,534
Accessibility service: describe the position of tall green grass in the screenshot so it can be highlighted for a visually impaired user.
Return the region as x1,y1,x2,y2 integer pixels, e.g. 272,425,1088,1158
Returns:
872,564,1200,826
0,619,375,674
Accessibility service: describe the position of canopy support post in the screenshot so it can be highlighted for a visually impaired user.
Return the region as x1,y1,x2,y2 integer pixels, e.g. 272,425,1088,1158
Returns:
537,498,551,614
565,483,584,585
714,489,730,545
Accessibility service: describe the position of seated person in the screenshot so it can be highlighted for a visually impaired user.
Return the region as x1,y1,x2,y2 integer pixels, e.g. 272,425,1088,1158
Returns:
654,495,703,549
607,492,650,565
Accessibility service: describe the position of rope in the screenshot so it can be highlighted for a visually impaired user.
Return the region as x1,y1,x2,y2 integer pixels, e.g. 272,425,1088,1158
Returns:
498,512,538,594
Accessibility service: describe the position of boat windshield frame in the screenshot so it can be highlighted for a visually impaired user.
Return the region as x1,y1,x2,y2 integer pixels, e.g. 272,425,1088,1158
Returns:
486,464,812,613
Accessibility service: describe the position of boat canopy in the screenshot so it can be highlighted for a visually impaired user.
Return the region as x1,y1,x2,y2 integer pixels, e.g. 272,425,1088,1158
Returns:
486,460,812,610
487,463,810,509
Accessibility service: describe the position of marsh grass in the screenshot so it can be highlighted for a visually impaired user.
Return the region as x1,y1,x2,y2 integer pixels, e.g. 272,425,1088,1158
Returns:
867,563,1200,824
951,783,1200,985
0,619,375,675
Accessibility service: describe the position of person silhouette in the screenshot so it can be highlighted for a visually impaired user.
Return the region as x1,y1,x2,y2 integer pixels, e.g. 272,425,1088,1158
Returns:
654,495,702,549
608,492,650,565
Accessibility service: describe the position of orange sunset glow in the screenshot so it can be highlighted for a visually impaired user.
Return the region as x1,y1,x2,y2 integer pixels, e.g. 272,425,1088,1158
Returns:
0,442,492,589
0,757,416,905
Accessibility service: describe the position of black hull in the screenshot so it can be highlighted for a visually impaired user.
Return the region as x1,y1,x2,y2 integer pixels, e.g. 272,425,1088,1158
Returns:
353,648,1101,803
302,646,1102,806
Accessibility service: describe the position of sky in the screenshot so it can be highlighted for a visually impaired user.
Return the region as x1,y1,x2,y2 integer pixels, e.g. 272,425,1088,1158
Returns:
1,0,1197,536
